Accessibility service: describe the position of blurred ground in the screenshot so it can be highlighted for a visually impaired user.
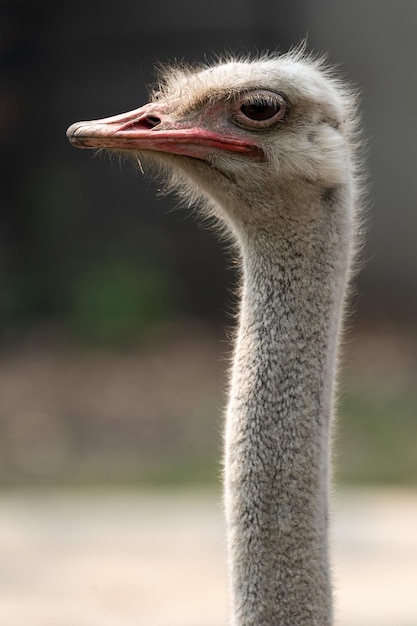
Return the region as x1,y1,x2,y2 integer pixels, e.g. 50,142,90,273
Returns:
0,321,416,486
0,322,416,624
0,324,225,486
0,488,416,626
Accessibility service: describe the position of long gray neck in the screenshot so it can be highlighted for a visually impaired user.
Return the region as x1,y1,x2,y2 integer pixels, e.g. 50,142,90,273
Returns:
224,187,354,626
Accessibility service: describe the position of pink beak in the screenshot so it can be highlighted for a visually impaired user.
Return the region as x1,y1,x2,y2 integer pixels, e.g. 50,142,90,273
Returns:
66,102,264,161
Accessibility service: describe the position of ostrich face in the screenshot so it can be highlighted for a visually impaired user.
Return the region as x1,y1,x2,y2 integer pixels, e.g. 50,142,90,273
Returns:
67,56,352,199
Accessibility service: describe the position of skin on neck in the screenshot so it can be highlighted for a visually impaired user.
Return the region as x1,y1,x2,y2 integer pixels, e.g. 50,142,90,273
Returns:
223,184,354,626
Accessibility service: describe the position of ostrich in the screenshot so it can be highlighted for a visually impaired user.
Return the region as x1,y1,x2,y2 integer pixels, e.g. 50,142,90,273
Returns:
67,50,362,626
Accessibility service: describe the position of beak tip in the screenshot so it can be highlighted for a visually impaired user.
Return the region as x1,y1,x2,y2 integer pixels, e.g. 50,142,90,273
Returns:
67,122,90,148
66,121,78,136
66,122,77,143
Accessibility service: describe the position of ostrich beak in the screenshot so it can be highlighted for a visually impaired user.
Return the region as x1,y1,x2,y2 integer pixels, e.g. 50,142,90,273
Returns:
66,102,264,161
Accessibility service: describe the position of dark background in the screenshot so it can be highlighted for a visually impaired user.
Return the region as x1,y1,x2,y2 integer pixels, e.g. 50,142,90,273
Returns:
3,0,417,332
1,0,416,486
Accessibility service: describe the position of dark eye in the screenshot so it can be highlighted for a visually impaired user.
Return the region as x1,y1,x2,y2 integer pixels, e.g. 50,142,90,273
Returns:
233,90,287,129
240,101,281,121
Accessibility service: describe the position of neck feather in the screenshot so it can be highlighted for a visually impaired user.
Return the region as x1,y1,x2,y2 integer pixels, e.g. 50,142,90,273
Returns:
224,186,355,626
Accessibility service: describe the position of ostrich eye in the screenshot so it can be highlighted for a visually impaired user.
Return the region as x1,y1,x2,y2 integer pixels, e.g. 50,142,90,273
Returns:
233,90,287,129
241,102,279,121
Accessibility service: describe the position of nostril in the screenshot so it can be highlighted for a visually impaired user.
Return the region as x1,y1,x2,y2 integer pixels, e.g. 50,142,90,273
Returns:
146,115,161,128
122,115,162,131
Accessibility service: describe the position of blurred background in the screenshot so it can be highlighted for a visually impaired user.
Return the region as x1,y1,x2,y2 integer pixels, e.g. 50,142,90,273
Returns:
1,1,416,624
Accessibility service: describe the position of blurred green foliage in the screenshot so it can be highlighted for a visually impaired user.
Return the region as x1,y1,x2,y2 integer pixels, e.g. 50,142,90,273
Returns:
0,256,178,344
338,387,417,486
0,167,182,344
66,258,177,343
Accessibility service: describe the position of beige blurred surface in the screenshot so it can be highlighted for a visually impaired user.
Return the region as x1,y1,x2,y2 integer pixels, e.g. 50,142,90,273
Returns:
0,489,416,626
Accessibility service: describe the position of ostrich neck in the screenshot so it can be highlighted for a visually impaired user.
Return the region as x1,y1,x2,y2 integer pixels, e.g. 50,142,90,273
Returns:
225,189,353,626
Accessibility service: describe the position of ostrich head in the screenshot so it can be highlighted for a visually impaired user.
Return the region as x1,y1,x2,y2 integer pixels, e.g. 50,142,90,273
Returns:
67,52,357,238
